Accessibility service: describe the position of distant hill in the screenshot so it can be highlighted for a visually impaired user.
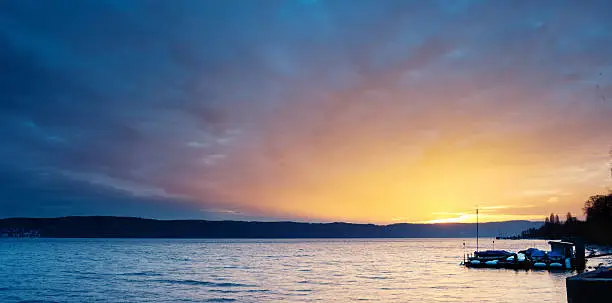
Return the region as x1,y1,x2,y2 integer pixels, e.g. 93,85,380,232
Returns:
0,216,542,238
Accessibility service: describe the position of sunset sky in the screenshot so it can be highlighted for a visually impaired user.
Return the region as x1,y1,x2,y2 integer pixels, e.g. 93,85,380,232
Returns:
1,0,611,223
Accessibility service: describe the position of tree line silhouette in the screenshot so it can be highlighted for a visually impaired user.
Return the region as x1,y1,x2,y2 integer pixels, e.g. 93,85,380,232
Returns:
520,192,612,244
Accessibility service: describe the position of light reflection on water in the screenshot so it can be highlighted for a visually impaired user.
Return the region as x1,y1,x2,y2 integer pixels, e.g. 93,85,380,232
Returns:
0,238,589,302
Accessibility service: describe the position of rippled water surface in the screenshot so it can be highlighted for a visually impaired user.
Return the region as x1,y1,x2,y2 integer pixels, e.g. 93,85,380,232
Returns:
0,238,591,302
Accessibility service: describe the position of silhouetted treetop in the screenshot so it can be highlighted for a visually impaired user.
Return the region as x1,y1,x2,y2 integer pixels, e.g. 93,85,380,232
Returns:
584,194,612,223
521,193,612,244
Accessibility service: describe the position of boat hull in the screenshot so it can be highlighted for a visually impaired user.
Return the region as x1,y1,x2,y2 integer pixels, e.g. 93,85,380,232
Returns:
465,261,531,270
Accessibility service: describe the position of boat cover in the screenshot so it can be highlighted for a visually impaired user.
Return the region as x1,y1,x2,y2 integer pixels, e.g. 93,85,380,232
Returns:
523,248,547,258
474,250,513,257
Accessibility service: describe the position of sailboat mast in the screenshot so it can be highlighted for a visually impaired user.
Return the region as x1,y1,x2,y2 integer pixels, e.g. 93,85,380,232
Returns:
476,208,479,252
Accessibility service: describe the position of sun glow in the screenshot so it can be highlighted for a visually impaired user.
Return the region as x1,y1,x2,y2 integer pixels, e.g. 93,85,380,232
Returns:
420,213,548,224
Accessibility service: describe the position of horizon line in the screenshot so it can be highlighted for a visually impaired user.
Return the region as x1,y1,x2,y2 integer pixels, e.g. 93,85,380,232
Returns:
0,215,544,226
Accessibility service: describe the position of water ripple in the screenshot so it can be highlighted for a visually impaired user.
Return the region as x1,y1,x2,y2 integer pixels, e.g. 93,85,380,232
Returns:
153,279,254,287
119,271,162,277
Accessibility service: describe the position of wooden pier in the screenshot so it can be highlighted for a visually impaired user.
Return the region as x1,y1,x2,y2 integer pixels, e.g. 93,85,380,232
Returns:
566,267,612,303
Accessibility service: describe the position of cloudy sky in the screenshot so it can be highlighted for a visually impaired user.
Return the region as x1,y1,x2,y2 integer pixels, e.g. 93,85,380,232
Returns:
1,0,611,223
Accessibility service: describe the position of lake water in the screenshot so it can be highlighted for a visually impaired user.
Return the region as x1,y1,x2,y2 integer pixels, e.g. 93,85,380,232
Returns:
0,238,599,302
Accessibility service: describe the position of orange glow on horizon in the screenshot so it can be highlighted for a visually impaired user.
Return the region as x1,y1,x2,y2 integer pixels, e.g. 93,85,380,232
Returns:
200,113,610,224
188,66,612,225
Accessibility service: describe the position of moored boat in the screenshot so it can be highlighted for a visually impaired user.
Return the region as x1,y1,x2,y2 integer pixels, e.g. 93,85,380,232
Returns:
465,249,530,269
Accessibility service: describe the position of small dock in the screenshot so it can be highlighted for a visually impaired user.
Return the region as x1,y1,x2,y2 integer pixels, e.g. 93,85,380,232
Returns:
464,209,587,271
464,240,586,271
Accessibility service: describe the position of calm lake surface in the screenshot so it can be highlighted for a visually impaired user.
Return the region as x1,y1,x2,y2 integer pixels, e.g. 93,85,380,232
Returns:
0,238,599,302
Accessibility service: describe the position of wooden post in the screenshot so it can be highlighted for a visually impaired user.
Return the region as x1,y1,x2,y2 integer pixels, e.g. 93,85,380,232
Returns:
476,208,479,252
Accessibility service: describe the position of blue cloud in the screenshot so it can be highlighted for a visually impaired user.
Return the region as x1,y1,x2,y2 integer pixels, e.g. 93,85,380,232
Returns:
0,0,611,220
